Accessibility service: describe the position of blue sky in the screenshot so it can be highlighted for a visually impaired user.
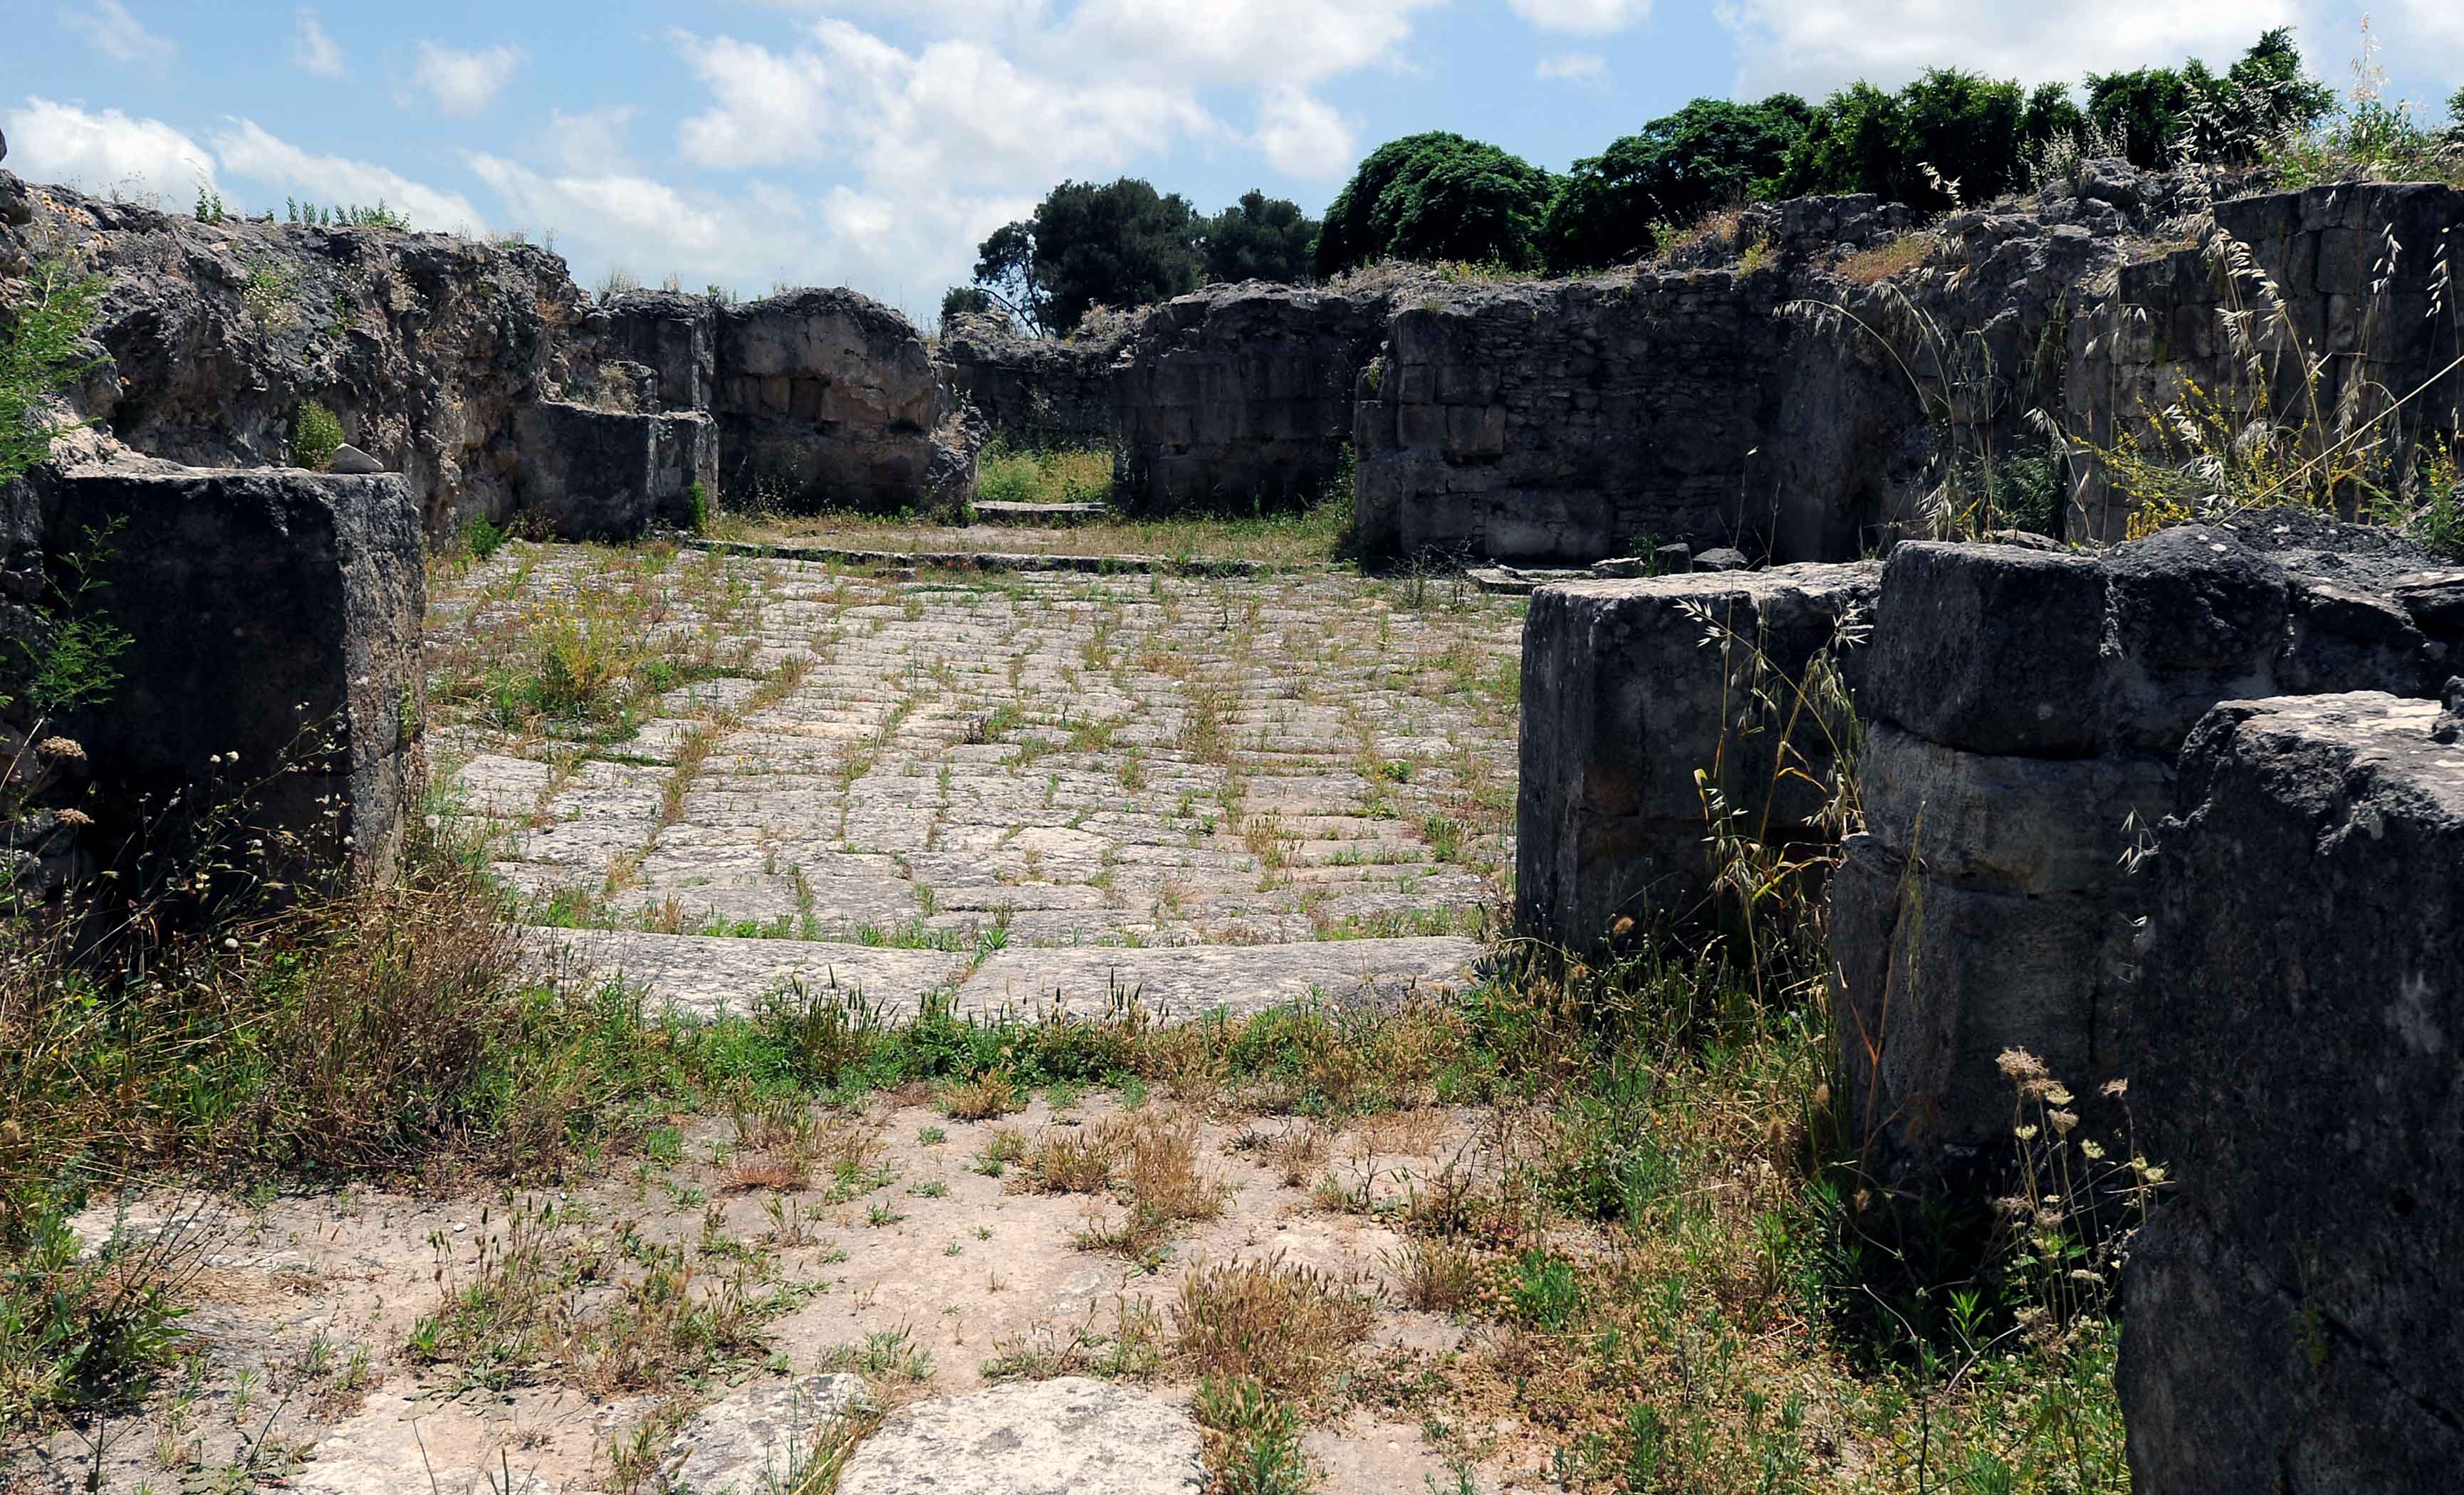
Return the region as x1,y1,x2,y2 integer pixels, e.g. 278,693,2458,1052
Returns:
8,1,2460,325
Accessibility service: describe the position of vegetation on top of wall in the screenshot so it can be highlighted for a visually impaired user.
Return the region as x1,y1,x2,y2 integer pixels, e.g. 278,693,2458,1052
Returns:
288,399,345,471
1313,132,1557,278
0,258,105,487
971,179,1323,335
1540,96,1810,273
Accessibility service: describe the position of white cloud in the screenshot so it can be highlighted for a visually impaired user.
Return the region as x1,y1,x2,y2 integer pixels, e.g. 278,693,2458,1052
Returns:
545,105,637,174
211,119,485,231
1253,88,1354,179
674,22,1212,184
674,33,833,168
1535,51,1609,80
2383,1,2464,81
290,10,344,78
1718,0,2314,96
469,152,1020,319
59,0,174,63
1056,0,1441,87
2,97,215,200
1510,0,1651,36
412,41,527,117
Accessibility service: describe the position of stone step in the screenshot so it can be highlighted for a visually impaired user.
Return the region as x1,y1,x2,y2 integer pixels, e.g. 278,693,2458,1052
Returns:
971,498,1110,525
526,925,1484,1024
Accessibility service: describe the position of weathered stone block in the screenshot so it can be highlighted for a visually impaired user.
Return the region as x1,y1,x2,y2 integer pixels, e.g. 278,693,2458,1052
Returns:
2122,691,2464,1493
43,463,423,888
1867,530,2292,756
1833,835,2133,1164
1863,540,2111,755
1516,561,1876,948
715,288,963,516
512,401,716,540
1859,721,2172,895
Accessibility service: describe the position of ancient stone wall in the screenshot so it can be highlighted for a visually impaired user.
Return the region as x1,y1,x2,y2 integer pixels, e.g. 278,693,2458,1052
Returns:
0,180,592,535
1350,167,2215,565
1110,282,1395,515
938,313,1119,451
714,288,973,519
510,402,717,540
1356,272,1799,562
1838,517,2454,1180
1515,562,1875,948
2120,689,2464,1491
16,462,425,895
2069,182,2464,540
0,178,976,539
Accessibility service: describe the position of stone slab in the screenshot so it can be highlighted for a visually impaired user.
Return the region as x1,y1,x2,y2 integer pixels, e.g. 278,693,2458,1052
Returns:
959,935,1483,1022
836,1377,1205,1495
528,928,969,1018
660,1375,864,1494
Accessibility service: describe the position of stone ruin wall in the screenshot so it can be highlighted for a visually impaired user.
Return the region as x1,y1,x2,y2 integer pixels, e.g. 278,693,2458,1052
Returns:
1513,513,2464,1489
1108,282,1395,515
937,313,1119,451
0,174,970,544
961,163,2299,562
2068,182,2464,539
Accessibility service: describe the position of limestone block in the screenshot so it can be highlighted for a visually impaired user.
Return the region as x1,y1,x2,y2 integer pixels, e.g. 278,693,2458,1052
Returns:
1858,721,2173,896
512,401,716,540
1515,560,1876,948
837,1378,1206,1495
2121,691,2464,1493
1863,540,2111,755
1867,530,2290,756
661,1375,863,1494
41,463,424,889
1833,835,2134,1168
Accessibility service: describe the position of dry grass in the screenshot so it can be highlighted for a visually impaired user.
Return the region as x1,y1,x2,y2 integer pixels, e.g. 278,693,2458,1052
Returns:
1263,1124,1328,1188
1020,1128,1117,1195
1385,1235,1486,1313
1836,231,1937,285
1171,1253,1378,1405
941,1072,1024,1121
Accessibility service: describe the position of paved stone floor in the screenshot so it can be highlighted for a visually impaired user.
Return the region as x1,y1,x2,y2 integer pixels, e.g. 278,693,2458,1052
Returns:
428,543,1526,1018
16,545,1537,1495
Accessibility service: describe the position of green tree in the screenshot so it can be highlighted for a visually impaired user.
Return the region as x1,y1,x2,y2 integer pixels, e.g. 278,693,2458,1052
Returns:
1780,81,1909,200
972,178,1202,335
1315,132,1556,276
939,285,996,329
1197,190,1320,285
1784,69,2062,209
1540,95,1810,272
2088,28,2333,167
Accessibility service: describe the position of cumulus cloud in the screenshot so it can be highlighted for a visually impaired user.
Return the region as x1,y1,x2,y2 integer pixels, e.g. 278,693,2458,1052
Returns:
1718,0,2312,96
1056,0,1441,87
545,105,637,174
2381,0,2464,81
58,0,174,63
470,152,1021,319
212,119,486,231
674,33,833,169
1510,0,1651,36
412,41,527,117
1253,88,1355,178
290,10,345,78
2,97,215,199
1535,51,1609,80
674,22,1212,184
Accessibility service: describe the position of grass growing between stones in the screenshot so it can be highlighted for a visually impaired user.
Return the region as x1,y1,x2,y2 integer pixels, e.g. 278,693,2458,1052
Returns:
719,497,1358,568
